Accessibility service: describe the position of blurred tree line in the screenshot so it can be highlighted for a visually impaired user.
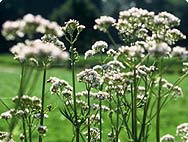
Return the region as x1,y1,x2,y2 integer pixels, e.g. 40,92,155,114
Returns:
0,0,188,53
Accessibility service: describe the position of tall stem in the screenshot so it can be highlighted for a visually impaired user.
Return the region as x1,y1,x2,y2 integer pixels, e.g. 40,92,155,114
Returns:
107,31,118,49
138,79,152,142
39,66,47,142
131,67,137,141
115,94,120,142
22,117,27,142
28,116,32,142
87,87,91,142
99,99,102,142
156,59,163,142
156,79,162,142
71,46,79,142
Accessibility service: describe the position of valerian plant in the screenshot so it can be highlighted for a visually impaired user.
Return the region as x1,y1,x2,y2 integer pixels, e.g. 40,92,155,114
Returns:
0,7,188,142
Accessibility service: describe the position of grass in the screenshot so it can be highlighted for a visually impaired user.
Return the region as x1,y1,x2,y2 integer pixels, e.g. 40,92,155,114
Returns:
0,54,188,141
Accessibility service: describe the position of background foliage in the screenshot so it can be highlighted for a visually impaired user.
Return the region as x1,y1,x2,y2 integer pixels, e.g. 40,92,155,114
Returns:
0,0,188,53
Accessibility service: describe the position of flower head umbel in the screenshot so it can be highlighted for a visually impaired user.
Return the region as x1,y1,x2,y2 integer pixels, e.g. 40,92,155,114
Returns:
94,16,116,32
154,11,180,28
146,41,171,57
2,13,63,40
10,39,69,66
85,41,108,59
118,43,145,58
176,123,188,141
62,19,85,43
41,34,66,50
77,69,101,88
160,134,175,142
172,46,188,59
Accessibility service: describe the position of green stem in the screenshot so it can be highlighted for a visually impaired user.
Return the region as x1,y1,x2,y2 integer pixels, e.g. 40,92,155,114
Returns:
71,46,79,142
156,59,163,142
131,68,137,142
138,79,152,142
87,87,91,142
115,94,120,142
22,117,28,142
107,31,118,49
99,99,102,142
156,93,161,142
29,116,32,142
39,66,47,142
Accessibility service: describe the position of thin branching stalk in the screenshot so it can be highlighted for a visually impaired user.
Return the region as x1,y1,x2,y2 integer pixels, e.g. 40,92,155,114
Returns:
39,65,47,142
22,117,28,142
28,116,32,142
138,79,154,141
99,99,102,142
70,45,80,142
131,67,138,142
9,64,26,137
156,59,163,142
87,85,91,142
106,31,118,49
99,53,103,142
115,94,120,142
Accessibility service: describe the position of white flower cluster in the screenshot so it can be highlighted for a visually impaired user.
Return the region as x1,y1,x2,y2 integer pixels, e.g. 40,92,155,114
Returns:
77,69,102,88
136,65,156,76
106,60,126,71
94,16,116,32
160,134,175,142
47,77,72,97
146,41,171,57
84,127,100,141
12,95,41,108
115,7,154,38
38,125,48,135
62,19,85,36
92,104,110,111
10,39,69,64
176,123,188,141
119,7,154,20
0,131,14,142
41,34,65,50
118,43,145,58
172,46,188,59
0,109,14,120
107,49,117,57
183,62,188,73
2,13,63,40
154,11,180,27
85,41,108,59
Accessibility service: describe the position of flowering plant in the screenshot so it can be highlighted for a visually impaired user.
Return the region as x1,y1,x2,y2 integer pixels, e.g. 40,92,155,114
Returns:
0,7,188,142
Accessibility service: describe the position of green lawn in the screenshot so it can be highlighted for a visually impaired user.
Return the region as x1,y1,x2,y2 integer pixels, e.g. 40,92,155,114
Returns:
0,55,188,141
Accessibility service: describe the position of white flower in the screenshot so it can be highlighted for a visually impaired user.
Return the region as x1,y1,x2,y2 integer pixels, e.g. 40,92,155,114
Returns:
77,69,101,88
2,13,63,40
94,16,116,32
10,39,69,64
176,123,188,139
154,11,180,27
23,13,35,23
85,41,108,59
119,7,154,19
91,41,108,52
172,46,188,59
146,41,171,56
160,134,175,142
119,44,145,58
107,49,116,56
0,111,12,120
84,50,95,59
